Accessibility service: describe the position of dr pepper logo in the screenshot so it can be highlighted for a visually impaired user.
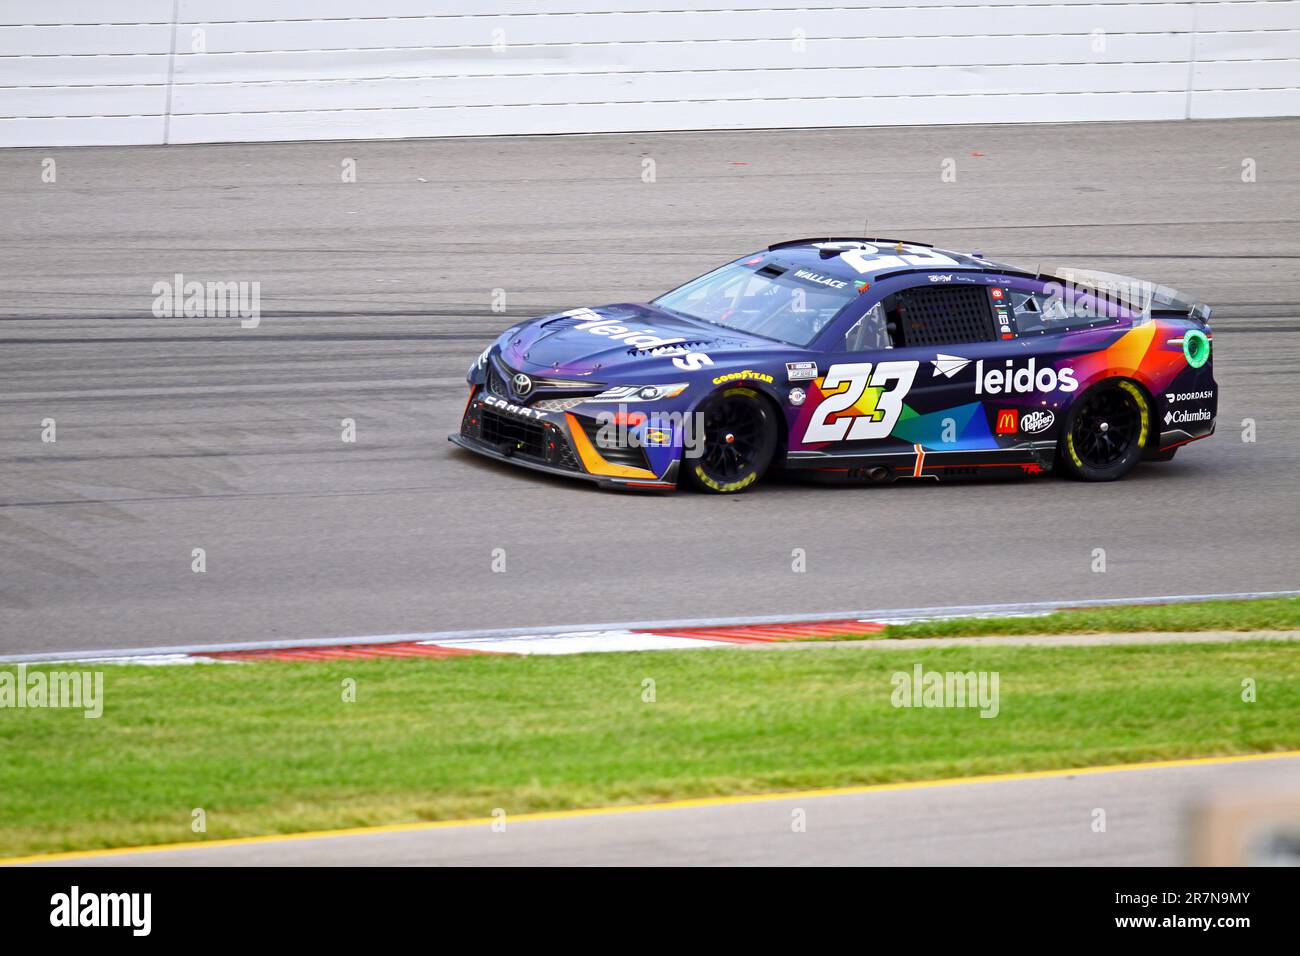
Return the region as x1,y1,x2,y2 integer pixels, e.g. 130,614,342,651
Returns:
1019,409,1055,434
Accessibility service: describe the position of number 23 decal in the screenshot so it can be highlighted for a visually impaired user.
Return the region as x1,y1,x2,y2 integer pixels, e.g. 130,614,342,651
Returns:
802,361,919,443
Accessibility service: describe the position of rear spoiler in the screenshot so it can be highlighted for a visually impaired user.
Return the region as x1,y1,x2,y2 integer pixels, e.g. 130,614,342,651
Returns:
1031,264,1211,324
768,236,935,251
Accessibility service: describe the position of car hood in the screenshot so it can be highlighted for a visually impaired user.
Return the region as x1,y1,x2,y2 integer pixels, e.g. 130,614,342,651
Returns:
498,303,780,378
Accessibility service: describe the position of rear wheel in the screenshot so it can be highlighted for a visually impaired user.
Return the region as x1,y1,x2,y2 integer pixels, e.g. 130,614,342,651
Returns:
1057,379,1150,481
686,387,778,493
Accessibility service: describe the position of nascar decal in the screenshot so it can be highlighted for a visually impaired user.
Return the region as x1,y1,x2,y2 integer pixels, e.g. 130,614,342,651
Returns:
802,361,918,443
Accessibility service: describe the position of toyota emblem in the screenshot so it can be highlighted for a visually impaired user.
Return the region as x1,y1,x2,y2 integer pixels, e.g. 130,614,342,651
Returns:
512,372,533,397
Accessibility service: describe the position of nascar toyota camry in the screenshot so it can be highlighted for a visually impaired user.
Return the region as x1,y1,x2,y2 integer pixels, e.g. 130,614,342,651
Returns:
450,238,1216,493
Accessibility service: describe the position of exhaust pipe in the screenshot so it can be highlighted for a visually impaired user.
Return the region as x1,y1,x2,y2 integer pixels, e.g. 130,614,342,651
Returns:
867,466,892,483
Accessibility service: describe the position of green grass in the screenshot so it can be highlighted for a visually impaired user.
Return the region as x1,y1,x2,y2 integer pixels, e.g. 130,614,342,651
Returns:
1,639,1297,858
824,596,1300,641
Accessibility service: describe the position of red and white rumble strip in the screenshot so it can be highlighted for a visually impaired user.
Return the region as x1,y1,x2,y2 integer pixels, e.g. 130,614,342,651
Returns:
88,620,887,664
5,592,1296,667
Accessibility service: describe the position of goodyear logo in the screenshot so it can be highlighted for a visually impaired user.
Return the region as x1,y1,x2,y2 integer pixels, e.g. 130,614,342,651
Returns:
712,370,774,385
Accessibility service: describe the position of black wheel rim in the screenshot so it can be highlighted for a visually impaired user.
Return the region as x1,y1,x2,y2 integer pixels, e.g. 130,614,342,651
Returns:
1072,388,1140,468
699,395,763,483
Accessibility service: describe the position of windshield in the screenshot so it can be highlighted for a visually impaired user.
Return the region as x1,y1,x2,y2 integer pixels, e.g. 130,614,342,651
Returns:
653,261,858,346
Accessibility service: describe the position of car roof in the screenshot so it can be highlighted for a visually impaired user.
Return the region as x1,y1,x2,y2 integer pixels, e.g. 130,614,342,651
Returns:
761,237,1025,284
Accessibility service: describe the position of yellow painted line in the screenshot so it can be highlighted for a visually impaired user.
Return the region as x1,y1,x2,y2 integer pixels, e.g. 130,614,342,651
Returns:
6,749,1299,865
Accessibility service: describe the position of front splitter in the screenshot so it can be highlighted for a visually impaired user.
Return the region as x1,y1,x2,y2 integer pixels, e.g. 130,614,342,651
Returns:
448,433,678,492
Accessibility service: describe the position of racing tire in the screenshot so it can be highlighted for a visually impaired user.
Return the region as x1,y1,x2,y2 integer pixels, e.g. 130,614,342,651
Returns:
686,387,778,494
1057,378,1150,481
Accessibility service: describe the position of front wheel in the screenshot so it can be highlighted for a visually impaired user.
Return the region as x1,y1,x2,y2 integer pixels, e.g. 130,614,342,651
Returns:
686,387,778,493
1057,379,1150,481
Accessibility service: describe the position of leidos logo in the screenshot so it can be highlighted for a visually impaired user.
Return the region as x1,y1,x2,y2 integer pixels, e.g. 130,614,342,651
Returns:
974,358,1077,395
565,310,712,371
564,308,685,350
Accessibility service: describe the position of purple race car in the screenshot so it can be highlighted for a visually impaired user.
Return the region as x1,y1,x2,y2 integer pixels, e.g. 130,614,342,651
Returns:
451,238,1216,493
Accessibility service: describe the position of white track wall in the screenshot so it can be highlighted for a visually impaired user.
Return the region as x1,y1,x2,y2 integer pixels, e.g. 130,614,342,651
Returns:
2,0,1297,147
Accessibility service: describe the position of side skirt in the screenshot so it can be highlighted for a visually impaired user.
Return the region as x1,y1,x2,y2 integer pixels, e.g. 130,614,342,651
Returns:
785,444,1056,483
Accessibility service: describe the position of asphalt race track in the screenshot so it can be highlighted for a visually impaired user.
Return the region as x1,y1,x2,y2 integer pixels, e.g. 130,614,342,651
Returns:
22,755,1300,866
1,118,1298,655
